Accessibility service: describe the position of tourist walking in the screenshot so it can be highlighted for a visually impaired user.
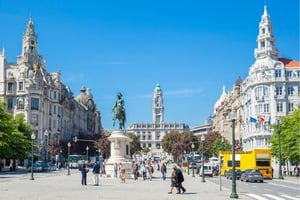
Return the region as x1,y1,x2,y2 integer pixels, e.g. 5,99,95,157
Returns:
161,162,167,180
119,163,126,183
79,163,89,186
176,167,186,194
168,166,178,194
133,162,139,180
148,163,154,181
92,162,100,186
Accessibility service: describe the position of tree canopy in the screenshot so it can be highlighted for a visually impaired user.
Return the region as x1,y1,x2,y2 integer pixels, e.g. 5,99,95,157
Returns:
0,101,32,160
269,107,300,163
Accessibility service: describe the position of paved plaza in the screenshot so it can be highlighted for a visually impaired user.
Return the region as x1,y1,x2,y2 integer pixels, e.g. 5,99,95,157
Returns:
0,165,298,200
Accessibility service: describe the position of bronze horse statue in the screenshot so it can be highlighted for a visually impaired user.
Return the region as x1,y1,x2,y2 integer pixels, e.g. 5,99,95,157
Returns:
112,92,126,130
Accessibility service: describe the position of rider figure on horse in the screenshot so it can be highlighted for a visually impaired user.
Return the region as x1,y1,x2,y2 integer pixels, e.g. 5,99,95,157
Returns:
112,92,126,129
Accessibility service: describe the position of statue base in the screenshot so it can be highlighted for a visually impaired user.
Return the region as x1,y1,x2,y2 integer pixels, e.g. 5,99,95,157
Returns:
105,130,132,179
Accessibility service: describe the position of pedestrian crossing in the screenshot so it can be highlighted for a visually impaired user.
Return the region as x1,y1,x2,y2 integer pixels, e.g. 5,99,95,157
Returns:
245,193,300,200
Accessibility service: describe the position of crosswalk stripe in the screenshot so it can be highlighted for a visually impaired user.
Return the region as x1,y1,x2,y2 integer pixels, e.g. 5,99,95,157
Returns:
246,193,269,200
280,195,300,200
263,194,285,200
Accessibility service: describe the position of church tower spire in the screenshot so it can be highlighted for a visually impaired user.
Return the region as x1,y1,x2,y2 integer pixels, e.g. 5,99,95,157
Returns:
21,17,39,63
254,5,279,60
152,84,164,124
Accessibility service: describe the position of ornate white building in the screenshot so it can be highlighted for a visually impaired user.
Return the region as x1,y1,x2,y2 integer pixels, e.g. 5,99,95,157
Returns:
0,18,102,156
128,84,190,155
241,5,300,151
211,5,299,152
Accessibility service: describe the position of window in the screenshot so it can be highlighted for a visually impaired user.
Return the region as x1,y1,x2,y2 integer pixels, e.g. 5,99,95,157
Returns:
31,114,38,126
18,82,24,91
53,105,57,115
255,86,269,98
285,71,292,78
263,104,269,113
297,70,300,77
276,102,283,112
31,98,39,110
7,82,13,91
148,135,152,140
275,70,281,78
156,143,160,149
288,103,294,112
54,91,57,100
7,98,13,110
275,86,282,95
17,97,24,109
287,86,294,96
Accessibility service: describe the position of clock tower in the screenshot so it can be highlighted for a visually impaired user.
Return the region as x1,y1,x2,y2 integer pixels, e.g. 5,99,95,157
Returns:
152,84,164,124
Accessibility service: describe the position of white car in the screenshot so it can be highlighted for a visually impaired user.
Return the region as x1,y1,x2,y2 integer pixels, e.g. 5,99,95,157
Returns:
199,164,213,177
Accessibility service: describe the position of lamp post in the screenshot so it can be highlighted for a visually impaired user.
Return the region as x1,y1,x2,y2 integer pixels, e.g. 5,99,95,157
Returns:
30,132,36,180
201,135,206,182
44,130,48,163
277,119,284,179
229,111,238,198
67,142,71,176
86,146,89,161
191,143,195,177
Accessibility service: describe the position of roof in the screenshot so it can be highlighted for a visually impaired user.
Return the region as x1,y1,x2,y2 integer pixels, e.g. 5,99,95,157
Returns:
278,58,300,68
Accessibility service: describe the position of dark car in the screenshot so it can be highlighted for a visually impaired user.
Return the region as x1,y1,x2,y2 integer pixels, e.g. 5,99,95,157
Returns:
240,168,263,183
189,162,198,169
225,169,242,180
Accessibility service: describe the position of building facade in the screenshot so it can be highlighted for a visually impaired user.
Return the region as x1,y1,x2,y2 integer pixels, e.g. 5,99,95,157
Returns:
241,5,300,151
211,5,299,153
128,84,190,155
0,18,102,158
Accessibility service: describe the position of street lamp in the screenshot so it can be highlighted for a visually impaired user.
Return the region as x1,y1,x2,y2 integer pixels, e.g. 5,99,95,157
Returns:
201,135,205,182
229,110,238,198
30,132,36,180
44,130,48,163
191,143,195,177
86,146,89,161
277,119,284,179
67,142,71,176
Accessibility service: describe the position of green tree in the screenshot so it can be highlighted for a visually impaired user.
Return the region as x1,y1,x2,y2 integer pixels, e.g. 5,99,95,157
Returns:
212,137,231,157
161,131,198,163
269,107,300,163
161,131,182,154
198,131,222,158
0,102,32,160
128,132,141,156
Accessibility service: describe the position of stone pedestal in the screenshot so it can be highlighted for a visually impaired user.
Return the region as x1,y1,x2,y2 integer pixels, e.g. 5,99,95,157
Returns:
105,130,132,178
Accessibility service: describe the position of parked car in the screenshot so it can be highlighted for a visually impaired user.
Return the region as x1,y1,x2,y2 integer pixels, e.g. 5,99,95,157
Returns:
240,168,263,183
199,164,213,177
225,169,242,180
28,163,43,172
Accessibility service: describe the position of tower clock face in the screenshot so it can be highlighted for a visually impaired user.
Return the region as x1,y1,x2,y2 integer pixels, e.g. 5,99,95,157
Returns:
30,40,35,45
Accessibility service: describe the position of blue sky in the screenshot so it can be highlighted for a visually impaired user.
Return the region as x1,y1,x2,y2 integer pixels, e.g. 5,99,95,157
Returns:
0,0,299,130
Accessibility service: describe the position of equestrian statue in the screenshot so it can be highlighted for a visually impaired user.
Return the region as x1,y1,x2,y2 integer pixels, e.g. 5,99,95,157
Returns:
112,92,126,130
